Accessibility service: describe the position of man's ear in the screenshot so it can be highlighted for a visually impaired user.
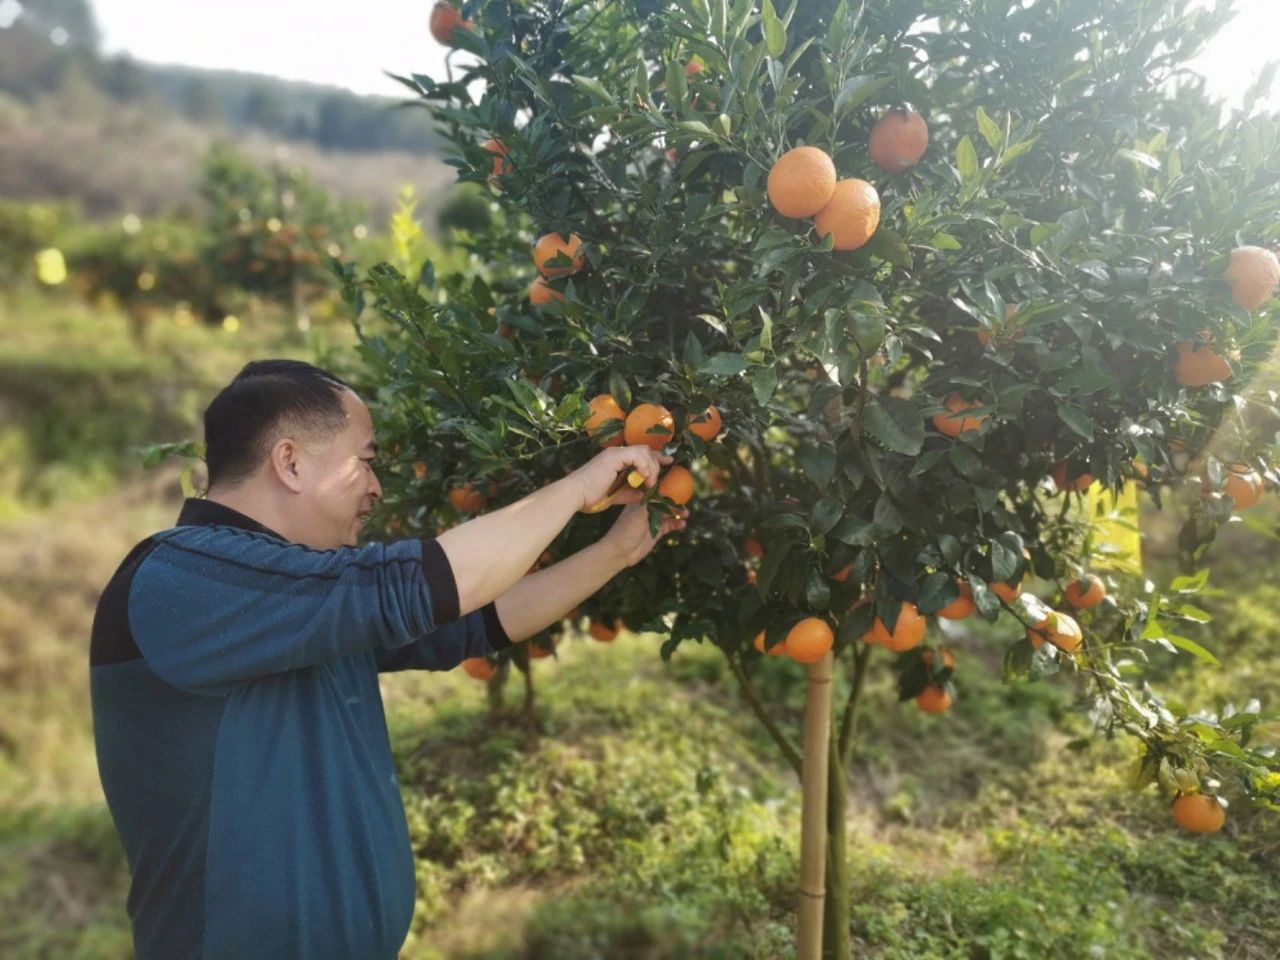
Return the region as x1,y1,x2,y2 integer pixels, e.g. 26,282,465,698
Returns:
269,437,305,493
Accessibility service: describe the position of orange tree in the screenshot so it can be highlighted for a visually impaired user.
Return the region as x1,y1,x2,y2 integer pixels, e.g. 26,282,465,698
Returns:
334,0,1280,954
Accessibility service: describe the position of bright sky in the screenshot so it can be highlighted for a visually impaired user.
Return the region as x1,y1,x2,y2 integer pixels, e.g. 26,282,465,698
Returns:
90,0,1278,108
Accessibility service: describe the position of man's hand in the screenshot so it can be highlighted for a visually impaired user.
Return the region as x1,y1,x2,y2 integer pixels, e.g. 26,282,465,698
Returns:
571,446,671,513
600,502,689,568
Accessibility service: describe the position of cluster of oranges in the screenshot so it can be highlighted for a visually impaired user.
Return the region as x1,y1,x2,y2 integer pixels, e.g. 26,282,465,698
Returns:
582,395,722,509
764,109,927,252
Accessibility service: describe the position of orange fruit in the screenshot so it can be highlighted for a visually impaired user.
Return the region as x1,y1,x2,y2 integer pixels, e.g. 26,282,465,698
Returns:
658,465,695,505
866,601,927,652
448,482,487,513
989,579,1022,603
589,619,618,642
461,657,496,680
784,617,835,664
624,402,675,449
1202,466,1263,511
481,138,511,178
1171,793,1226,834
529,277,564,305
1064,574,1106,609
429,2,471,45
1174,339,1232,387
868,108,929,173
1052,461,1096,493
831,563,853,583
813,178,881,251
937,581,974,620
767,146,837,218
498,322,515,339
753,629,785,656
708,468,731,492
533,232,586,277
412,461,428,480
528,637,555,659
931,394,986,437
1026,611,1083,653
922,648,956,670
585,394,627,447
688,404,723,441
685,58,704,77
1223,245,1279,311
977,303,1021,348
915,685,952,713
745,536,764,558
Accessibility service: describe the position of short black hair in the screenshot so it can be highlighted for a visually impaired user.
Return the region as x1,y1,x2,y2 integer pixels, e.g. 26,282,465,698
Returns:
204,359,354,489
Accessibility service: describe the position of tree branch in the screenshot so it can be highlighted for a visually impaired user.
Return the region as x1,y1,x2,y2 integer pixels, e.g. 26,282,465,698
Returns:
838,643,873,769
729,655,803,778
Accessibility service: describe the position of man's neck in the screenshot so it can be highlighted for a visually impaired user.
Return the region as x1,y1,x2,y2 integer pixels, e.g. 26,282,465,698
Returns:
205,487,298,544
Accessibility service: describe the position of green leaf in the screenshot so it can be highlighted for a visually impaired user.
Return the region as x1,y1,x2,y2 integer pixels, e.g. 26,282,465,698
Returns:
990,537,1020,583
1030,222,1061,246
956,136,978,183
976,107,1002,149
931,231,962,251
1057,405,1094,440
1117,148,1161,170
1000,137,1037,165
834,75,890,113
1161,632,1221,666
752,364,778,404
571,75,616,105
701,352,749,375
811,496,844,535
863,396,924,455
761,0,786,57
678,120,715,136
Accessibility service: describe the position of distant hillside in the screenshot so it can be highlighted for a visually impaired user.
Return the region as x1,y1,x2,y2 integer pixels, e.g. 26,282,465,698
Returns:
0,2,442,154
0,1,457,223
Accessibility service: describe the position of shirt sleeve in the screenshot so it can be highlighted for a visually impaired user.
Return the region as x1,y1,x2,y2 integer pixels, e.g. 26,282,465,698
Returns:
374,602,513,673
128,527,464,695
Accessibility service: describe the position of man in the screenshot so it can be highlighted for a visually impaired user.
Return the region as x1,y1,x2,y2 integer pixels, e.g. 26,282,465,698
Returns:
90,359,688,960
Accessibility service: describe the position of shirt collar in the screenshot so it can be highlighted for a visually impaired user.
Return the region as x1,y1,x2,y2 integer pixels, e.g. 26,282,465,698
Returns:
176,498,287,541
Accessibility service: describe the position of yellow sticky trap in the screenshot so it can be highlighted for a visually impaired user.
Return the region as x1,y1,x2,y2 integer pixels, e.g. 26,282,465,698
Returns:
1085,481,1143,577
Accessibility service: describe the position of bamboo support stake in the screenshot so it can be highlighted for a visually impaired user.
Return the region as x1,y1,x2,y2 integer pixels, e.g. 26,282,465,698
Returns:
797,651,834,960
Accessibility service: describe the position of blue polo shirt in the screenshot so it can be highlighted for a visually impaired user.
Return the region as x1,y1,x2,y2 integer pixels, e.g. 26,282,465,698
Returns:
89,498,511,960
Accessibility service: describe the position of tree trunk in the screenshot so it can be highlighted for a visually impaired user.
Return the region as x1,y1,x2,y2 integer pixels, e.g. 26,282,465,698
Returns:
823,740,851,959
797,652,834,960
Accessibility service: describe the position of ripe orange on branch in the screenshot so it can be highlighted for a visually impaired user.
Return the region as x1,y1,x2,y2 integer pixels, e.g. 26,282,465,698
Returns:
754,629,786,656
915,685,952,713
589,619,619,642
481,138,511,178
1026,611,1083,653
624,402,675,449
865,601,926,651
1223,245,1279,311
1064,574,1106,609
585,394,627,447
767,146,837,218
687,404,723,441
989,579,1022,603
813,178,881,251
868,108,929,173
1052,461,1096,493
1174,338,1232,387
1171,793,1226,833
429,2,472,45
533,232,587,277
784,617,835,664
1202,465,1263,511
657,465,695,505
461,657,496,681
937,581,974,620
528,276,564,306
931,394,986,437
448,482,487,513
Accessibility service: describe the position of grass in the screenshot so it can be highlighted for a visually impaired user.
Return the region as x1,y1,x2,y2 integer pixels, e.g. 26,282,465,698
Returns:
1,290,1277,958
0,287,353,519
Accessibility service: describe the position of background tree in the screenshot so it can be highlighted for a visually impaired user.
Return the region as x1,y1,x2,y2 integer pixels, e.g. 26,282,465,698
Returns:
337,1,1279,955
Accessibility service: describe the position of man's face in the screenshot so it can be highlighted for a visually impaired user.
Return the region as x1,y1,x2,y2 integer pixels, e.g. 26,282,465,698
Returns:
293,389,382,549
